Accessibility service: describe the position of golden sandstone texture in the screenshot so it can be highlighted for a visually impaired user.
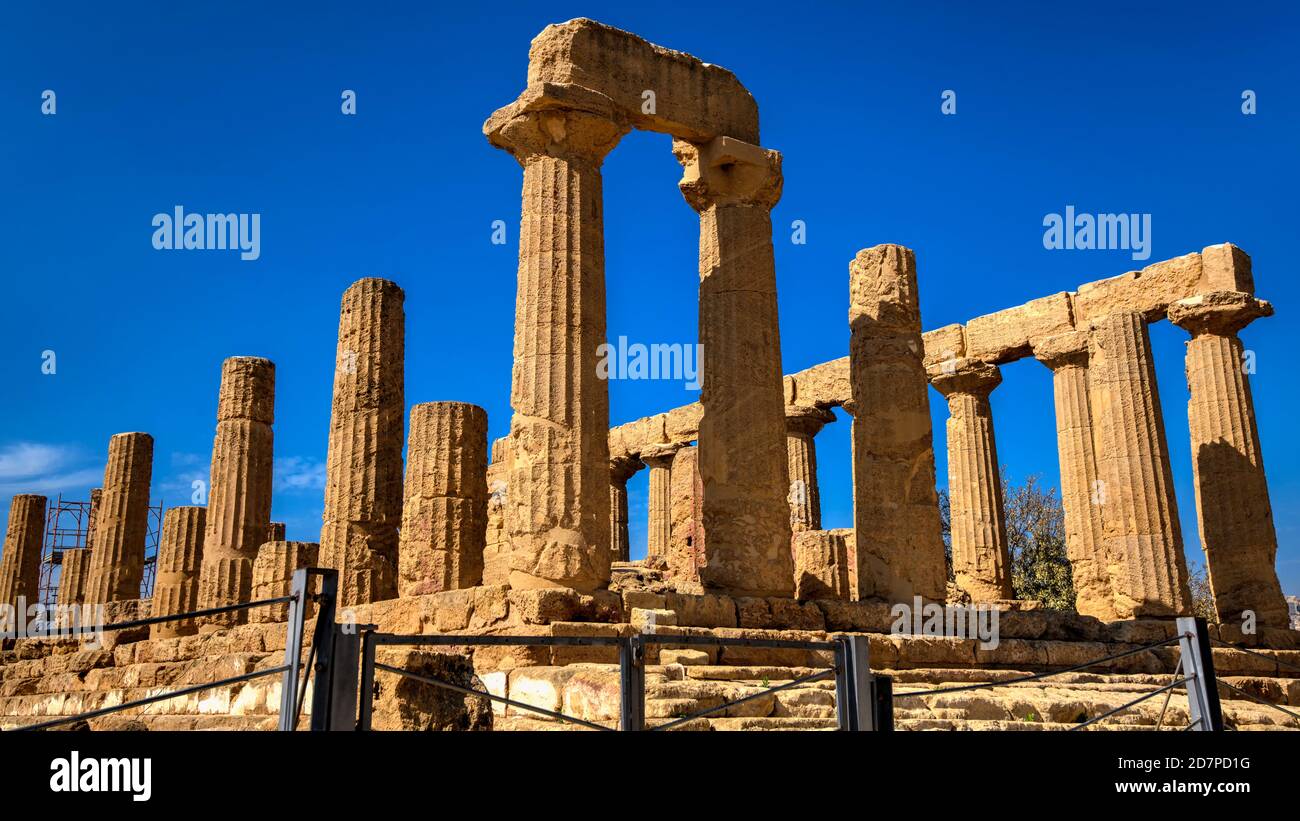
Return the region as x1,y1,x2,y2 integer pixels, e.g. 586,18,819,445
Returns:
0,19,1294,732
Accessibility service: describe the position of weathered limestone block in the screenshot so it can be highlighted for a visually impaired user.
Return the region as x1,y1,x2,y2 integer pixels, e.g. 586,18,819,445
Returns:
1033,331,1117,620
151,507,206,639
398,402,489,597
320,278,405,605
641,442,683,560
1087,311,1190,617
785,405,834,532
0,495,47,619
792,529,852,601
676,136,793,598
964,292,1075,364
785,358,849,408
1073,245,1254,325
370,649,492,731
85,433,154,604
609,455,641,564
922,324,967,368
56,549,91,607
250,542,320,623
1168,291,1288,628
483,437,511,587
485,19,759,149
199,357,274,625
848,245,947,604
929,359,1013,602
667,445,705,591
491,109,625,593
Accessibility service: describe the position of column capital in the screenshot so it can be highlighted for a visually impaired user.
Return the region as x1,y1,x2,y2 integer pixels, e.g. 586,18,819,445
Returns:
639,441,687,468
927,358,1002,399
785,404,835,437
674,136,783,212
610,453,642,484
1168,291,1272,338
1032,331,1090,371
489,107,629,167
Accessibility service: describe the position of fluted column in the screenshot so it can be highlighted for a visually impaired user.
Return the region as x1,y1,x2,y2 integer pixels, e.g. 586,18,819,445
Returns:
785,405,834,532
491,108,627,593
609,455,641,564
849,245,947,603
1033,332,1117,620
668,444,706,589
930,359,1013,602
151,506,206,639
319,278,405,605
641,443,683,561
197,357,274,625
251,541,320,623
1169,291,1288,628
84,433,153,604
57,549,91,607
1088,311,1190,617
0,495,47,617
482,436,511,586
398,402,489,596
266,522,286,542
676,136,792,597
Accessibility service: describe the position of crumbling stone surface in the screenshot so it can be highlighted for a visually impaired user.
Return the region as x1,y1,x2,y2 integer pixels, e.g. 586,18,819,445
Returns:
250,541,320,623
370,650,492,731
483,437,511,587
399,402,489,596
320,278,405,606
791,529,852,601
84,433,154,604
667,445,705,591
848,245,947,604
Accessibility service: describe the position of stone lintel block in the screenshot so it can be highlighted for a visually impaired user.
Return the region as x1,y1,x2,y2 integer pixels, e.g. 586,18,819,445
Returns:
785,357,850,409
963,292,1075,364
921,324,967,368
488,19,760,145
1074,250,1209,323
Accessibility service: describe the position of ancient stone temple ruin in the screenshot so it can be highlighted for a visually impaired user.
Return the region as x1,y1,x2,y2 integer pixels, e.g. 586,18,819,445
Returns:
1,19,1296,732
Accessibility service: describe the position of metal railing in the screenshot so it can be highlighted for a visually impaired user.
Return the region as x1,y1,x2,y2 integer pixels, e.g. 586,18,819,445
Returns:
7,567,338,732
351,630,890,731
891,616,1224,731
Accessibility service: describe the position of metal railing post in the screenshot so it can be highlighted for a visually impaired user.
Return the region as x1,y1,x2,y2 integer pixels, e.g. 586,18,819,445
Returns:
277,568,308,732
619,635,645,731
357,628,377,731
836,634,887,731
1177,616,1224,731
834,637,853,731
307,569,340,731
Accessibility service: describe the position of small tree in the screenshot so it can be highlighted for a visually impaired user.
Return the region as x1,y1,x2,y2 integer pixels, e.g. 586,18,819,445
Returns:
1185,561,1217,622
938,471,1076,611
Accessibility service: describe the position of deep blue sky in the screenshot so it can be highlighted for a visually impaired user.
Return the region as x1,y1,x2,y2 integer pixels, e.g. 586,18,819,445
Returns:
3,1,1298,597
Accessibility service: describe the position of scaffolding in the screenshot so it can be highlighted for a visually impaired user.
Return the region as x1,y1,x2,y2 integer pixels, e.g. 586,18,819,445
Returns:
37,495,165,606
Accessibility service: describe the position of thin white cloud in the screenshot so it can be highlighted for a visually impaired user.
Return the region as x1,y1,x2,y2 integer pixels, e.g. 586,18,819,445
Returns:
0,442,80,480
275,457,327,493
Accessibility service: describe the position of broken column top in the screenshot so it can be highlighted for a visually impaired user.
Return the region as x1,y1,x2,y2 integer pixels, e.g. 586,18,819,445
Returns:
216,356,276,424
486,17,760,147
1167,290,1272,336
849,244,920,331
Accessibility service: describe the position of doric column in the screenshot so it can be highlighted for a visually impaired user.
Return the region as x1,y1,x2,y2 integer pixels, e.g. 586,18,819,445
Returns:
251,541,320,623
398,402,489,596
84,487,102,556
57,549,91,607
1088,311,1191,617
1168,291,1288,628
482,436,511,586
85,432,154,604
848,245,947,603
929,359,1013,602
668,444,706,590
675,136,793,597
198,357,275,625
641,443,683,561
489,108,627,593
319,278,405,605
785,405,834,532
609,455,641,564
266,522,286,542
151,506,206,639
0,495,47,617
1033,332,1117,620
